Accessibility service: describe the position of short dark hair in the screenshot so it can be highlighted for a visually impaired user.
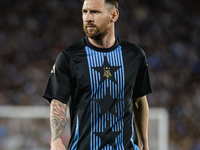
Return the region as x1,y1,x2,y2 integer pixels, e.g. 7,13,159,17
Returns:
81,0,118,9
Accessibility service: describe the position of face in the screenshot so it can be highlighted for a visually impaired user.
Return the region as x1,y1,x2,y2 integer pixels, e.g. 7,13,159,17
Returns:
82,0,112,40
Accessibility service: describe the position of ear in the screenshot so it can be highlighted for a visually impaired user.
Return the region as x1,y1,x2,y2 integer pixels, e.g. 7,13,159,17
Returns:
111,9,119,23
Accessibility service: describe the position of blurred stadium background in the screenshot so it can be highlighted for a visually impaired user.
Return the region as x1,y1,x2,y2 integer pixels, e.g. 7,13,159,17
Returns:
0,0,199,149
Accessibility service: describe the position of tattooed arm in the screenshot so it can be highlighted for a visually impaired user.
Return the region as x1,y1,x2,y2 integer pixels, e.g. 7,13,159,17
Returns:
50,99,67,150
133,96,149,150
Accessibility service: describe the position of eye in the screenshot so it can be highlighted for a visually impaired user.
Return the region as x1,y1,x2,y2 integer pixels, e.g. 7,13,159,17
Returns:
82,10,87,14
92,11,100,14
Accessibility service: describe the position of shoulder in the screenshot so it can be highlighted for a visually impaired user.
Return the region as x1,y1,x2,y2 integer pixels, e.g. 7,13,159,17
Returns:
54,38,86,65
61,38,86,57
119,39,146,57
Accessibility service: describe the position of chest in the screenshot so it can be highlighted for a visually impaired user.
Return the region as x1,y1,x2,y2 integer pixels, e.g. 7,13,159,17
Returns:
69,47,140,96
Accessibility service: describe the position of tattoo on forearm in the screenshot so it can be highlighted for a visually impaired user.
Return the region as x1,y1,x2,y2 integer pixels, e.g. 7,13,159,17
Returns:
50,100,67,142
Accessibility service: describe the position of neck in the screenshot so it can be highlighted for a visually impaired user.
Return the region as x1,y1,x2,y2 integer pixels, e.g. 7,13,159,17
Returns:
88,27,116,49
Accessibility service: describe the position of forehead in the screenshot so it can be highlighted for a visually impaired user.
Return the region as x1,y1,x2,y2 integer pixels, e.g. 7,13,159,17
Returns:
82,0,106,10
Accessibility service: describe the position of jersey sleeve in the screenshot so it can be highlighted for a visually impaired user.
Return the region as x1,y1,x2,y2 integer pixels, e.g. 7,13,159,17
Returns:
132,50,152,98
43,51,72,104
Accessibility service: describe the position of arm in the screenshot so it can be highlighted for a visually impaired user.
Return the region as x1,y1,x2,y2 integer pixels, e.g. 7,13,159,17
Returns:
133,95,149,150
50,99,67,150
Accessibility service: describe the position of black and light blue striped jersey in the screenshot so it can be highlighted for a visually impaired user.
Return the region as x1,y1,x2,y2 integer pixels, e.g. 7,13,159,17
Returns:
43,37,152,150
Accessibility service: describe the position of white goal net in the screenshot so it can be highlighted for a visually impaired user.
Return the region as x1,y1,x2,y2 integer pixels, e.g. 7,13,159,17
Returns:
0,106,168,150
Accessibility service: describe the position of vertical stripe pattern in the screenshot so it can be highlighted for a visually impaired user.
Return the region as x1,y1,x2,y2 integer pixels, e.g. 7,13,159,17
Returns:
86,46,125,150
71,115,79,150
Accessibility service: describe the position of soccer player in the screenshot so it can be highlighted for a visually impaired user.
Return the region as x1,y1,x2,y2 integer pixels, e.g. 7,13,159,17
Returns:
43,0,152,150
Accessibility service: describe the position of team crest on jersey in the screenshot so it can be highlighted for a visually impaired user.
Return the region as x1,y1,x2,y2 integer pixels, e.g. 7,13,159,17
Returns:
103,67,112,78
92,56,121,85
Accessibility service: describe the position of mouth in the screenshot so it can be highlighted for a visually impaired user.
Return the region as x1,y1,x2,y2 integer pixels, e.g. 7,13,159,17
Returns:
85,24,96,29
87,26,95,29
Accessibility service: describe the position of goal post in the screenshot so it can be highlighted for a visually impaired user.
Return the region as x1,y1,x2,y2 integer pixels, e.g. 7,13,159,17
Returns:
149,108,169,150
0,106,69,119
0,106,168,150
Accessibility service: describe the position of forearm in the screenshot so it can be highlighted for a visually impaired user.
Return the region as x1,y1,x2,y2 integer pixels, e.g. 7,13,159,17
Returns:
133,96,149,150
50,99,67,143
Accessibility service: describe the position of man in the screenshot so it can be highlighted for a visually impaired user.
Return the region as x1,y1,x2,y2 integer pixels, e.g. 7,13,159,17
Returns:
43,0,152,150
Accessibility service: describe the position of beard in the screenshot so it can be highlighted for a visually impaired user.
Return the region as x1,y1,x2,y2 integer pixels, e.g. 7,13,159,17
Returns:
83,20,110,40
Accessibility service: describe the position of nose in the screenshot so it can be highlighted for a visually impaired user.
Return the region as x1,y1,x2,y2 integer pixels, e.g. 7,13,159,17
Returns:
85,12,93,22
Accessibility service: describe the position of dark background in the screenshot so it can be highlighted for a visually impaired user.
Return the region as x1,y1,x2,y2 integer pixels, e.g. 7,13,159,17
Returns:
0,0,200,149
